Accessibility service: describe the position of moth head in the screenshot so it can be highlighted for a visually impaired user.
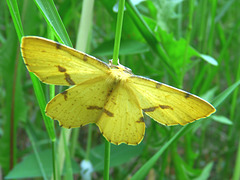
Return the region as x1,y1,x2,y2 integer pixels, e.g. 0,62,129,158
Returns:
109,59,133,74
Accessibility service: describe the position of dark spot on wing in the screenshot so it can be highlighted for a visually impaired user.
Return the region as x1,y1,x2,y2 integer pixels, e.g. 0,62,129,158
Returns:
143,105,173,112
83,54,88,61
87,106,103,110
185,92,191,98
156,83,162,89
136,116,144,123
103,108,114,117
61,90,68,101
159,105,173,110
107,87,114,97
56,42,61,49
143,106,158,112
65,73,75,85
58,65,66,72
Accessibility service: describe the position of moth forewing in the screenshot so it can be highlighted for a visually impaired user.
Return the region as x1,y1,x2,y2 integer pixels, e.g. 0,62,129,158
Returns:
21,36,110,86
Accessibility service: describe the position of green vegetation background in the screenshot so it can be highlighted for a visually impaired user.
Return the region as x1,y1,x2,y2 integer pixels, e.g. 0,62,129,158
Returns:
1,0,240,179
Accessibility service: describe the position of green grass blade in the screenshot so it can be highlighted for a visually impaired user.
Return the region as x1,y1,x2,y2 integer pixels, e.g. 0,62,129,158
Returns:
212,80,240,108
7,0,56,141
233,140,240,180
6,0,24,41
194,162,214,180
112,0,126,65
26,126,48,180
63,129,73,180
131,125,192,180
33,0,72,46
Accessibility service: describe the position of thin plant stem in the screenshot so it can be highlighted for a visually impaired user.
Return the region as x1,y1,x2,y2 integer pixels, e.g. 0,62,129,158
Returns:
104,139,111,180
112,0,126,65
26,127,48,180
86,124,93,160
177,2,182,39
48,26,57,180
233,139,240,180
51,141,56,180
104,0,126,179
49,84,56,180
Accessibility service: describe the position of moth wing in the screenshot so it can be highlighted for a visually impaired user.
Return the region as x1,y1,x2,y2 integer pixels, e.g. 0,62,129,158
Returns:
129,76,216,126
96,83,145,145
21,36,110,85
46,79,114,128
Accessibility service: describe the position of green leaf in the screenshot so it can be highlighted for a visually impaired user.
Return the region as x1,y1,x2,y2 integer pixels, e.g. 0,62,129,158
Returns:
5,149,80,179
157,28,218,70
199,54,218,66
90,142,144,171
194,162,214,180
212,115,233,125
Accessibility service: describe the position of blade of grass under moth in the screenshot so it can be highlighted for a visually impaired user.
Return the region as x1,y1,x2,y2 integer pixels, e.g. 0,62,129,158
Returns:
131,124,192,180
26,126,48,180
6,1,56,175
7,0,56,141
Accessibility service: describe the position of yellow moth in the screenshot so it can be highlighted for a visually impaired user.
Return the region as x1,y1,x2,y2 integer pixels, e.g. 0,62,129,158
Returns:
21,36,216,145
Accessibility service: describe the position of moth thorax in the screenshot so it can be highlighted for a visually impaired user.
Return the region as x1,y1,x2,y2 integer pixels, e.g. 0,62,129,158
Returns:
110,68,131,83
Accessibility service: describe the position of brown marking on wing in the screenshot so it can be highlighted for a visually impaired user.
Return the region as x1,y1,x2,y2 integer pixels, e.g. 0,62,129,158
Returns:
156,83,162,89
83,54,88,61
61,90,68,101
159,105,173,110
136,116,145,123
143,106,158,112
87,106,103,110
65,73,75,85
58,65,67,72
56,42,61,49
107,87,113,97
143,105,173,112
103,108,114,117
185,92,191,98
